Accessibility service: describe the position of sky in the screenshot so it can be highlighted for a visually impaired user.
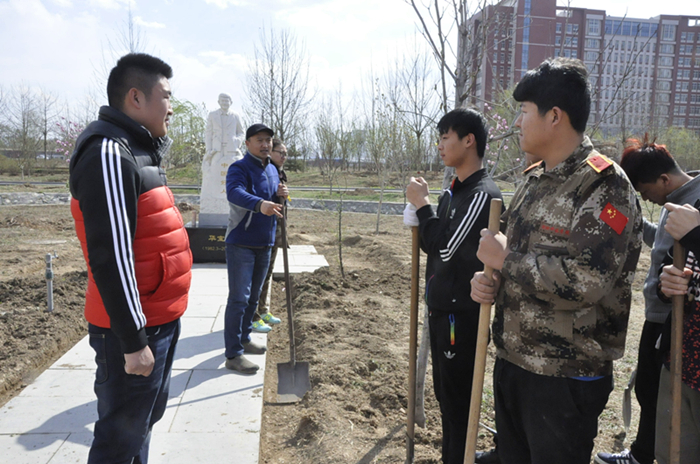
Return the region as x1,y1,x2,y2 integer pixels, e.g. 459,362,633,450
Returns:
0,0,697,120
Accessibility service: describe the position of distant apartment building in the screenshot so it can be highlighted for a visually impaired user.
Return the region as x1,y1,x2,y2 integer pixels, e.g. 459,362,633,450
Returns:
466,0,700,136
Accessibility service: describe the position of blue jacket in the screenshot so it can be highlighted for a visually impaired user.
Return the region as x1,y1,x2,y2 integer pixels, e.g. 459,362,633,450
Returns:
225,152,279,247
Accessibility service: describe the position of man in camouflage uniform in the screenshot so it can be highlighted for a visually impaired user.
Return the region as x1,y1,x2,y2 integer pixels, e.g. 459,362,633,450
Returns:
471,58,643,464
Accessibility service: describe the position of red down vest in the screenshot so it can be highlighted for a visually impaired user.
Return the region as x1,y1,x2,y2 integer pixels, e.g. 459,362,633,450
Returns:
69,106,192,352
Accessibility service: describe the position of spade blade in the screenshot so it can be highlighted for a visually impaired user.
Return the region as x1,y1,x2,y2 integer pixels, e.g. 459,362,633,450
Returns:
623,369,638,433
277,361,310,403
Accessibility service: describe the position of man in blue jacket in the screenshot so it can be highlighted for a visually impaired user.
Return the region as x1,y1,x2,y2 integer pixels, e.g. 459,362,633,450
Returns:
224,123,288,373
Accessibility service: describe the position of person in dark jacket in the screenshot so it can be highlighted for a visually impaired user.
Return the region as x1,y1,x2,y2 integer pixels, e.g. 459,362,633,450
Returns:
223,123,288,374
406,107,502,464
69,53,192,464
656,201,700,464
596,138,700,464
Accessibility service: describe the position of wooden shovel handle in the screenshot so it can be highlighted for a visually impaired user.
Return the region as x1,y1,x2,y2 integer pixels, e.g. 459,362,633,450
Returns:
407,226,420,463
670,240,684,464
464,198,502,464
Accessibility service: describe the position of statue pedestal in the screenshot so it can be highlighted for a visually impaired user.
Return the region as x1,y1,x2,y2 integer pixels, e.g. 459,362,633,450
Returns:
186,225,226,263
193,148,238,261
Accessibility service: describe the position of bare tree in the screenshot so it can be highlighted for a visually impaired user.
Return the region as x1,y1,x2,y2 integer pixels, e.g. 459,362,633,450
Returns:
90,2,149,108
358,74,394,234
335,88,356,175
315,108,338,192
383,62,415,204
0,85,8,148
245,27,314,149
408,0,501,189
588,19,658,142
36,88,60,159
102,2,147,57
407,0,506,110
76,94,101,127
7,84,41,177
392,49,441,172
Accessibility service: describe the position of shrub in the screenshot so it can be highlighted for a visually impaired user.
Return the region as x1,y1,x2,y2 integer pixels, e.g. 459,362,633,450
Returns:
0,156,21,176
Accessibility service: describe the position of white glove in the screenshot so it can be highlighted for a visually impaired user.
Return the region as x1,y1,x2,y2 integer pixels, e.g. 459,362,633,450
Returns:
403,203,420,227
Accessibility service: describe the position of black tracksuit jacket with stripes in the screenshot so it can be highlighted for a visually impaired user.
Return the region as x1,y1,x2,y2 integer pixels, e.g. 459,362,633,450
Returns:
69,106,192,354
416,168,502,313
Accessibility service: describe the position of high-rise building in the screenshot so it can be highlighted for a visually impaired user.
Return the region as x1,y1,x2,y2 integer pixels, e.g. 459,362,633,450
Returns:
466,0,700,136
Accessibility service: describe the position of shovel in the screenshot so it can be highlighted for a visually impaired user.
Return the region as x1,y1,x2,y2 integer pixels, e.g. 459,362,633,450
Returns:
277,205,311,403
464,198,503,464
622,368,637,436
669,240,685,464
406,226,421,463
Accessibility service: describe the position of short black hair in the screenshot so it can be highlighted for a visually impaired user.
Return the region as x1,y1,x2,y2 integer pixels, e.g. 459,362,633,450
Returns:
436,107,489,158
272,138,285,151
621,135,680,189
513,57,590,133
107,53,173,111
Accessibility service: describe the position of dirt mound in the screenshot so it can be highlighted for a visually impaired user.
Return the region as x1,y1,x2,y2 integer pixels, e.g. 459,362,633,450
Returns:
0,204,90,405
0,204,651,463
1,212,74,232
0,271,87,401
261,214,447,464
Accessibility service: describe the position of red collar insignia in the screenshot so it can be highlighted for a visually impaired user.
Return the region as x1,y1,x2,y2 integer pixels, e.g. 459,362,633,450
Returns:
523,160,543,174
587,155,613,173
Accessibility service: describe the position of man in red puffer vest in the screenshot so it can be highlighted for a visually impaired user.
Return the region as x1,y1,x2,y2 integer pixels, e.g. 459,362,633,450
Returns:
69,53,192,464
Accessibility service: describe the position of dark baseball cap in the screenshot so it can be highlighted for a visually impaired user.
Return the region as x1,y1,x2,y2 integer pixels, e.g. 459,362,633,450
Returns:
246,123,274,139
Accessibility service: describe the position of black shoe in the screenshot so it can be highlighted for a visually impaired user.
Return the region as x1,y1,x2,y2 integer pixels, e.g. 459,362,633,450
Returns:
475,448,500,464
225,355,259,374
594,449,641,464
243,340,267,354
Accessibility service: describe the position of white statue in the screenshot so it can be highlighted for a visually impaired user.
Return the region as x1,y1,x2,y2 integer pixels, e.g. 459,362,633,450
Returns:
200,93,245,227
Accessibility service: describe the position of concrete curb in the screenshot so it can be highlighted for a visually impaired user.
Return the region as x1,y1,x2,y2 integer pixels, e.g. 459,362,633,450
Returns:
0,193,406,215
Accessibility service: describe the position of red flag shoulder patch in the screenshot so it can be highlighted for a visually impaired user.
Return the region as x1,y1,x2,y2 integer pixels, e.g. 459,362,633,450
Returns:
599,202,628,234
587,155,613,173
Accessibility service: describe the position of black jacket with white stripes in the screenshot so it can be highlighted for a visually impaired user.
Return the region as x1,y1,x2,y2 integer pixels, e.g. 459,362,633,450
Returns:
416,168,502,313
69,106,192,354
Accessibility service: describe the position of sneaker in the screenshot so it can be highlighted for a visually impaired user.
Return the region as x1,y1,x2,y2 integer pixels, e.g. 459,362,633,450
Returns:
261,312,281,325
475,448,500,464
595,449,640,464
243,340,267,355
252,320,272,333
225,355,259,374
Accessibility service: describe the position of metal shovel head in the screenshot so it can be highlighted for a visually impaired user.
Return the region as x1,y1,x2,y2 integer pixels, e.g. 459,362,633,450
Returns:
623,368,638,433
277,361,310,403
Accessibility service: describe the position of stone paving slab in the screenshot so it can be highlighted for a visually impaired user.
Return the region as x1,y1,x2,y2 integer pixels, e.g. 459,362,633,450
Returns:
0,433,78,464
0,246,325,463
272,244,329,277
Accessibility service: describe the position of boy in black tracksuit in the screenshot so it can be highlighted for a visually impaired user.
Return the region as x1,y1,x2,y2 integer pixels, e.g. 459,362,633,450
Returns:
407,108,502,464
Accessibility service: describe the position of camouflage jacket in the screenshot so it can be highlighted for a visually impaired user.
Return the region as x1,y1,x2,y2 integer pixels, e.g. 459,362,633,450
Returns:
493,137,643,377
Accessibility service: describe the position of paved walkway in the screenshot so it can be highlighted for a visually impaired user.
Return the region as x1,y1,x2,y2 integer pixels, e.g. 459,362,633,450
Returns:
0,246,328,464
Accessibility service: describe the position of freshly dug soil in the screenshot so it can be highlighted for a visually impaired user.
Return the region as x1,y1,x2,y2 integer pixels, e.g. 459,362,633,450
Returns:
0,205,88,402
0,204,650,464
